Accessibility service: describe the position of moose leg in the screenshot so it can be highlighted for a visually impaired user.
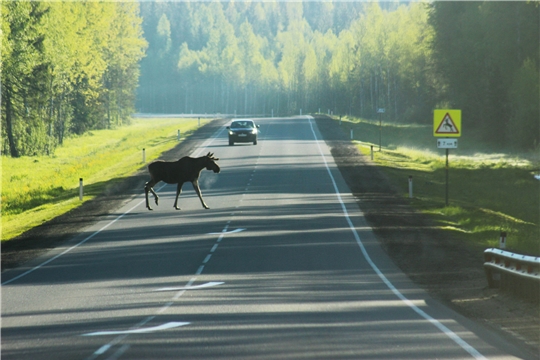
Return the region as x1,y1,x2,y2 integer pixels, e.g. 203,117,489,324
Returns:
144,181,159,210
192,180,209,209
173,183,183,210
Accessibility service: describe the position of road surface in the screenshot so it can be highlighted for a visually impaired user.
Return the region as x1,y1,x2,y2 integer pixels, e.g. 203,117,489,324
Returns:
1,116,532,359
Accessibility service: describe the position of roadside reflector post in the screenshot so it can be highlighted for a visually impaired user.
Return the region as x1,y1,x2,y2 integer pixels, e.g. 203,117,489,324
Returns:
198,117,201,127
142,148,146,163
339,115,342,126
350,129,353,140
499,231,507,249
79,178,83,200
370,145,374,161
408,176,413,198
177,130,181,141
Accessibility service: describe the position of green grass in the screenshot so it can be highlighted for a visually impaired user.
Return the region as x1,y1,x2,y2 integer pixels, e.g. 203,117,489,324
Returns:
336,116,539,256
1,118,203,241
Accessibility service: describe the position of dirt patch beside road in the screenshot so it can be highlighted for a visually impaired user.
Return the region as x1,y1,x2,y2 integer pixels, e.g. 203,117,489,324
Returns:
313,114,539,357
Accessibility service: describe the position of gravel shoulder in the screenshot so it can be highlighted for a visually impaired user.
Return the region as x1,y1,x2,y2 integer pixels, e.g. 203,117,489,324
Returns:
2,115,538,357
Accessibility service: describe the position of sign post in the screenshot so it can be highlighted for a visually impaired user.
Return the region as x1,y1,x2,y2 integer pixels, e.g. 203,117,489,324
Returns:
445,148,449,206
434,109,461,206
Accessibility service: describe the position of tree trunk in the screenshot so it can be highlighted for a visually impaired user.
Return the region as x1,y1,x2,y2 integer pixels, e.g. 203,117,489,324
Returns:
4,88,20,157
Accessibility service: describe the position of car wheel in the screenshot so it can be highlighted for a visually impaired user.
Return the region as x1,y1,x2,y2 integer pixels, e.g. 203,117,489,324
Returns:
253,139,257,145
229,140,234,146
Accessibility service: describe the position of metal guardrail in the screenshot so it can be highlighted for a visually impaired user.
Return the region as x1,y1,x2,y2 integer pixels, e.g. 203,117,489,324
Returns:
484,248,540,302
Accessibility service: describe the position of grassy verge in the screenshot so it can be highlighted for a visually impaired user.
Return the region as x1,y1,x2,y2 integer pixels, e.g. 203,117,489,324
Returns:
336,116,539,256
1,117,203,241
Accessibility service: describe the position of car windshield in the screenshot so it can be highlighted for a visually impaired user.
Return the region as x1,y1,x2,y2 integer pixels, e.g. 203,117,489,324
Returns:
231,121,254,129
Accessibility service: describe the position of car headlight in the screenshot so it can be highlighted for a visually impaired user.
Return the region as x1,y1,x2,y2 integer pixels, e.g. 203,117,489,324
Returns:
229,131,234,135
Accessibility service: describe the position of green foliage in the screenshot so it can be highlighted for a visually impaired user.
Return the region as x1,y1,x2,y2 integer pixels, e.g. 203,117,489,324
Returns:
3,1,536,153
507,59,540,150
1,2,147,157
137,1,537,152
429,1,539,150
358,141,538,256
1,2,51,157
336,116,539,255
139,2,436,121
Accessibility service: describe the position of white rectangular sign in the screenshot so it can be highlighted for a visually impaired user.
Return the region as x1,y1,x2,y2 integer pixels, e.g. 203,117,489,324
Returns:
437,139,458,148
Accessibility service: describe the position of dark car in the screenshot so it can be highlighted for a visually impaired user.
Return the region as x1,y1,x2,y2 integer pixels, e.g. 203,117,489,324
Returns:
227,119,260,146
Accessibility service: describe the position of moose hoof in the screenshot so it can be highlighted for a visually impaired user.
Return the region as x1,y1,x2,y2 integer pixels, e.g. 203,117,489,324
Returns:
174,206,181,210
147,207,153,211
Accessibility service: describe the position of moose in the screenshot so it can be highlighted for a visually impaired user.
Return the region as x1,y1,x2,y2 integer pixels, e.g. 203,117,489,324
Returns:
144,152,220,211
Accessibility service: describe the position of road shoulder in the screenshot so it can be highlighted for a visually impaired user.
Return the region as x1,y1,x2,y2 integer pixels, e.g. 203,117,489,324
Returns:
313,114,539,357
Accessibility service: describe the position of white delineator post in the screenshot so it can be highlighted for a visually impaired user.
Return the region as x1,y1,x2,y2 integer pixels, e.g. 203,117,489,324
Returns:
499,231,507,249
408,176,413,198
79,178,83,200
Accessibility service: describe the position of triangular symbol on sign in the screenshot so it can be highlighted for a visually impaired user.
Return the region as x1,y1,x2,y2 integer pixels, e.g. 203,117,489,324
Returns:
435,113,460,134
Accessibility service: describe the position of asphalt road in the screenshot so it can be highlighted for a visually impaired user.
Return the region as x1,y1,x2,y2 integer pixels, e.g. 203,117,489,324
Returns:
1,116,532,359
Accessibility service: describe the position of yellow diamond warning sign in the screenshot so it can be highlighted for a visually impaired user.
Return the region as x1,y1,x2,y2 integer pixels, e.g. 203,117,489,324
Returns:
434,109,461,137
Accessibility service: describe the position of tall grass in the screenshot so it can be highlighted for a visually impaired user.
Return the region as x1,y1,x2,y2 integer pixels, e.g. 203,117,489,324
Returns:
1,118,202,241
338,116,539,255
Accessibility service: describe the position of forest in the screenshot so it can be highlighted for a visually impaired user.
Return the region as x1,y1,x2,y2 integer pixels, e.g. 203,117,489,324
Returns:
138,0,539,150
1,1,147,157
2,1,539,157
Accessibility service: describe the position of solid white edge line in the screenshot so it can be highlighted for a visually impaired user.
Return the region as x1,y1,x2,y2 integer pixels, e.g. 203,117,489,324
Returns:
306,116,487,360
